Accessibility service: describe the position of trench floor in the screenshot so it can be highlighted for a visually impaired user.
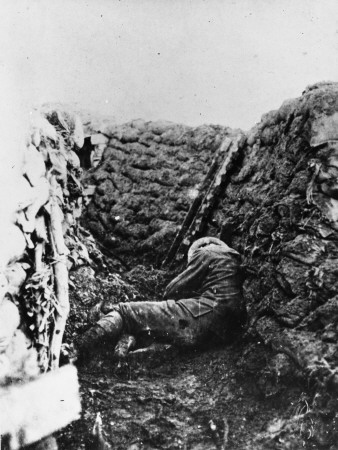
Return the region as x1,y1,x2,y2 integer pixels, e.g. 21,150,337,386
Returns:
57,266,317,450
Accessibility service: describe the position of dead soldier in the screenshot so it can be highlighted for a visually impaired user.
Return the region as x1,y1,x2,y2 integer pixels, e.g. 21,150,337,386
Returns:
75,237,247,361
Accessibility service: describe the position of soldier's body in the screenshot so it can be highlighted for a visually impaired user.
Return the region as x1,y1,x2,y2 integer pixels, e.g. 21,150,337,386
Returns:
76,237,247,360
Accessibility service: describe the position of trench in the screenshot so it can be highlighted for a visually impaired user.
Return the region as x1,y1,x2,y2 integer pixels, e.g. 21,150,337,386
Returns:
57,110,335,449
4,85,338,449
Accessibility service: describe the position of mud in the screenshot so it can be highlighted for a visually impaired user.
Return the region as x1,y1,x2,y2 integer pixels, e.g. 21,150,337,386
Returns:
58,267,325,450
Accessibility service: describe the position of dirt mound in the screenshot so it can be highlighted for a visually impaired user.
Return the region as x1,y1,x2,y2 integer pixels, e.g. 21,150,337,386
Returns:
82,120,242,265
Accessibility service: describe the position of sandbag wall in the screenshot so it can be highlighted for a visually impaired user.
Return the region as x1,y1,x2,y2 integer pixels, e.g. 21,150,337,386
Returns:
0,106,86,383
82,119,241,264
207,82,338,390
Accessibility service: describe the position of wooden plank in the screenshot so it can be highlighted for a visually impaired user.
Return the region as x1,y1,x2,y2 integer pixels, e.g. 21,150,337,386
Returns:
162,139,230,268
0,365,80,450
181,136,240,248
163,137,238,266
48,176,70,370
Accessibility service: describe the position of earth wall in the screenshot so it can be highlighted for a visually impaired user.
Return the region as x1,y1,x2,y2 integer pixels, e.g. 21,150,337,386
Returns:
207,81,338,393
82,120,243,265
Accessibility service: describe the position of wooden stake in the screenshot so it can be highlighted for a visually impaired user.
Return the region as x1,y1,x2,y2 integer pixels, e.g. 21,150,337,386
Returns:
48,175,69,370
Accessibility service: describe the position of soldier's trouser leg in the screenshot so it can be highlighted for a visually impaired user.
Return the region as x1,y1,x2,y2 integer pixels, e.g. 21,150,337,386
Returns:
118,300,217,348
76,310,124,362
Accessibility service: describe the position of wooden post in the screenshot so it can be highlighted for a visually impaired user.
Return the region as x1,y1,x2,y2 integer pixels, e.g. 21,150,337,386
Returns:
48,175,69,370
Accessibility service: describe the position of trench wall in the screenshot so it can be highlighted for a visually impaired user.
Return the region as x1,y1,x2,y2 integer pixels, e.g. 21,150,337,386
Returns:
82,120,241,264
207,82,338,388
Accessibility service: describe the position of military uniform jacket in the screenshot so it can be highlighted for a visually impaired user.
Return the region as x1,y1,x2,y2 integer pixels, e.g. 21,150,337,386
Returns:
163,246,246,336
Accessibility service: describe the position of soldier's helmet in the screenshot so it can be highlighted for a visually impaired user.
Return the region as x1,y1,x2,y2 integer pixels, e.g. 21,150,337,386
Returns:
188,237,238,263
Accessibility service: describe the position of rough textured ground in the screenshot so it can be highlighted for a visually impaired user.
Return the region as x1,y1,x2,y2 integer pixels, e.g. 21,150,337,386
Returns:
58,267,329,450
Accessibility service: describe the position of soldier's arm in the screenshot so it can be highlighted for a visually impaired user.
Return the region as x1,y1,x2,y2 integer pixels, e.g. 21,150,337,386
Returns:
163,250,210,300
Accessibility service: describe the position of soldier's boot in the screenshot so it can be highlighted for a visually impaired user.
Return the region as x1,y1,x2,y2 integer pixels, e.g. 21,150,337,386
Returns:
75,311,124,364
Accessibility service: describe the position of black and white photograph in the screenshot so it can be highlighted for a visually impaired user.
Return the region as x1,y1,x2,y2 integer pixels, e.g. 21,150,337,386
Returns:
1,1,338,448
